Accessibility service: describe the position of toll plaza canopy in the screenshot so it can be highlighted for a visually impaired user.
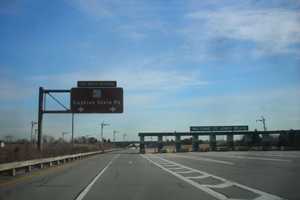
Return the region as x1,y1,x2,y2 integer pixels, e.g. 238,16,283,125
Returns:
138,130,300,137
138,129,300,153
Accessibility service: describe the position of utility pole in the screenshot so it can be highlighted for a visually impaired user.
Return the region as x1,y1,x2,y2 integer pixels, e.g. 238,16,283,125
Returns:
123,133,127,142
256,116,267,131
71,113,74,146
30,121,38,144
34,129,38,145
113,130,118,142
100,122,110,142
62,132,70,142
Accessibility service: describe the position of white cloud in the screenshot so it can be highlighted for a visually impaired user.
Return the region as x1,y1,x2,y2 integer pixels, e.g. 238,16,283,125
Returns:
184,7,300,56
30,65,208,93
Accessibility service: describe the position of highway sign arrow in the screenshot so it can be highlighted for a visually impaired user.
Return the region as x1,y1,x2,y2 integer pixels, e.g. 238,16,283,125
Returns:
109,106,116,112
78,107,84,112
71,87,123,113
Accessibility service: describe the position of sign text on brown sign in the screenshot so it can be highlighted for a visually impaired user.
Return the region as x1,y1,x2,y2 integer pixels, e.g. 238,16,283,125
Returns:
71,87,123,113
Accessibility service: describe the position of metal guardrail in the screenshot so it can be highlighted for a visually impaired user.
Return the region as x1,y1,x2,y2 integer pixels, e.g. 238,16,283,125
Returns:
0,150,111,176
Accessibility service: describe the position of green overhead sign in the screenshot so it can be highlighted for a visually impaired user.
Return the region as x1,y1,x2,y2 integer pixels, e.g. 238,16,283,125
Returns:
190,126,248,132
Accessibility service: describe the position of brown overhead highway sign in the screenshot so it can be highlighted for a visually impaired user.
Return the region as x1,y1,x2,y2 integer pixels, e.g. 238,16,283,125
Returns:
71,87,123,113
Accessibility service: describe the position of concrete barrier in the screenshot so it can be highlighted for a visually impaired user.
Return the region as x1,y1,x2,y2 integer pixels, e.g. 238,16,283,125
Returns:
0,149,112,176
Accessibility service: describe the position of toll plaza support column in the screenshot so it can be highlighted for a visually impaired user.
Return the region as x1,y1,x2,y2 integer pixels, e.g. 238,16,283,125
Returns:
158,135,163,153
192,135,199,152
140,136,145,154
209,133,216,151
175,135,181,152
227,134,234,150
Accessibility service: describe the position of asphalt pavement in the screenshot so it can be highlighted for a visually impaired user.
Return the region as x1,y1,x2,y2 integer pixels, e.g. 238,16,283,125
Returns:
0,149,299,200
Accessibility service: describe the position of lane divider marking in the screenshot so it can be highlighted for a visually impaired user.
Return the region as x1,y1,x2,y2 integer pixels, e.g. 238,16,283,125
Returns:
186,175,210,179
189,153,291,162
141,154,285,200
166,167,185,170
74,154,120,200
167,154,235,165
177,170,197,174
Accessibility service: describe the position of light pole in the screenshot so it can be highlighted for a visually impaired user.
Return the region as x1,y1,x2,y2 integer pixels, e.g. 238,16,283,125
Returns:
123,133,127,142
100,122,110,142
34,129,38,144
85,134,90,144
62,132,70,142
30,121,38,144
113,130,118,142
256,116,267,131
71,113,75,147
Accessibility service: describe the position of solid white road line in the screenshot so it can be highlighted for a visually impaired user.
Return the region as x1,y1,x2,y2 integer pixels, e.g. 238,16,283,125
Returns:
75,154,119,200
187,175,210,179
234,153,300,159
207,182,233,189
177,170,197,174
162,164,178,167
167,167,185,170
219,155,291,162
167,154,235,165
141,154,229,200
190,153,291,162
142,154,286,200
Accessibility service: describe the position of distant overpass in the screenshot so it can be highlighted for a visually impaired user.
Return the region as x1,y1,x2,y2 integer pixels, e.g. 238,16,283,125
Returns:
113,141,139,147
138,129,300,153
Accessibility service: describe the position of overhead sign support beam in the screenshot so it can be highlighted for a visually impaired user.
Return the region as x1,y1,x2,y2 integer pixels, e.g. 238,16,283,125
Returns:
37,81,123,151
37,87,71,151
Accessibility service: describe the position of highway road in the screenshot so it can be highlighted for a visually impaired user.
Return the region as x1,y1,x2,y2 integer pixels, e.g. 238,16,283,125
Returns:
1,149,300,200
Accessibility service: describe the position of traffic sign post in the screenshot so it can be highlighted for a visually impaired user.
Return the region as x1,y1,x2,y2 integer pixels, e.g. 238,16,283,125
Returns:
36,81,123,151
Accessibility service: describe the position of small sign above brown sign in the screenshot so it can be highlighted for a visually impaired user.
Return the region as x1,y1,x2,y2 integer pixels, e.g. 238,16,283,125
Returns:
77,81,117,88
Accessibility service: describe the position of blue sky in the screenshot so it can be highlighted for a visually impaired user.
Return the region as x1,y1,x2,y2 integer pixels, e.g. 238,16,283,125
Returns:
0,0,300,141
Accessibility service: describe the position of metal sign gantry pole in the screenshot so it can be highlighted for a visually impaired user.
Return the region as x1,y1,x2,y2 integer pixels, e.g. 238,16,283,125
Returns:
37,81,123,151
37,87,43,151
37,87,71,151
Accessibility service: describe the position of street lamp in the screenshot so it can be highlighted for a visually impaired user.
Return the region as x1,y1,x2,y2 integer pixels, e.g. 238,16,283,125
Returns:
113,130,119,142
100,122,110,142
33,129,38,144
62,132,70,142
30,121,38,144
256,116,267,131
123,133,127,142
